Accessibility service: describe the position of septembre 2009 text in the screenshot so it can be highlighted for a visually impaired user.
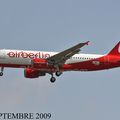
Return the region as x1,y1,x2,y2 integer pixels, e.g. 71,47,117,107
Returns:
0,113,52,119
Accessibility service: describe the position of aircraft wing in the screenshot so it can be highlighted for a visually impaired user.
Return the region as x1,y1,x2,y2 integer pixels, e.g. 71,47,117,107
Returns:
46,41,90,67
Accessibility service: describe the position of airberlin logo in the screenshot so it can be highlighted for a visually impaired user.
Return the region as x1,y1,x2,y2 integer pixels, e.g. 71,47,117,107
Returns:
7,51,50,59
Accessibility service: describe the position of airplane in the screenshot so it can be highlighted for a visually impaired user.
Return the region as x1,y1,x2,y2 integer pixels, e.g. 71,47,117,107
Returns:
0,41,120,83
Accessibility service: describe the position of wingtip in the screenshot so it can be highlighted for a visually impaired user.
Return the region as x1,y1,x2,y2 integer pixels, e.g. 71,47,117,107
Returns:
85,41,90,45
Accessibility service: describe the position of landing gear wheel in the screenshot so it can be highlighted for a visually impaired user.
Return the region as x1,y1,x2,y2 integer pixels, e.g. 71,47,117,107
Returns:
0,72,3,76
55,71,62,77
50,77,56,83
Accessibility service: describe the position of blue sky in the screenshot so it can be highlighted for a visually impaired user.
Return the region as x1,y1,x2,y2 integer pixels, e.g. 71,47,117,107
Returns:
0,0,120,120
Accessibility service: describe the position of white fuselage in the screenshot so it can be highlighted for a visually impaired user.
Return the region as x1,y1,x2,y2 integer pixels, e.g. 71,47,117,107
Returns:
0,49,103,68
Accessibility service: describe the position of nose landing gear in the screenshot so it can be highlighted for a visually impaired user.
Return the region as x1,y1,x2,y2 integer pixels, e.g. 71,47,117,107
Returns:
0,67,4,76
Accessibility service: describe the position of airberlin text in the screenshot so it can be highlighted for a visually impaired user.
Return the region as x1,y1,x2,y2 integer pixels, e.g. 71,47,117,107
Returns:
7,51,50,59
0,113,52,119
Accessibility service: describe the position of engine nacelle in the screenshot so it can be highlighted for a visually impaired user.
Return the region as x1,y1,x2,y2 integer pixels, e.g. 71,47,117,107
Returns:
31,58,48,68
24,68,46,78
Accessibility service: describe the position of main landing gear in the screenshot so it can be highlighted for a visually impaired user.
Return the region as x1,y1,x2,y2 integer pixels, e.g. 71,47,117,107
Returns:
50,71,63,83
55,71,62,77
0,67,4,76
50,76,56,83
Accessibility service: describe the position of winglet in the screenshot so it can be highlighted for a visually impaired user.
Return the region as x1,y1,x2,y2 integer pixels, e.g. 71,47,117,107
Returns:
108,41,120,56
85,41,90,45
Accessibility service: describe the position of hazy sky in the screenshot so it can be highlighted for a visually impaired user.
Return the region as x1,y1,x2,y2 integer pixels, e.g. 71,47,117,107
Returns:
0,0,120,120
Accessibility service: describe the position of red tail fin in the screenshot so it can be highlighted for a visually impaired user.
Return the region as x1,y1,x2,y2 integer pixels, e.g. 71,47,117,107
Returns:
108,41,120,56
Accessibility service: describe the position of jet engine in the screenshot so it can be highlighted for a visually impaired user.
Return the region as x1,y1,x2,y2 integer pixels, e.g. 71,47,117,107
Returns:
24,68,46,78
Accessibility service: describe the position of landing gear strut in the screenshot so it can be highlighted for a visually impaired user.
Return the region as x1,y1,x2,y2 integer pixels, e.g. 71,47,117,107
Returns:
50,73,56,83
0,67,4,76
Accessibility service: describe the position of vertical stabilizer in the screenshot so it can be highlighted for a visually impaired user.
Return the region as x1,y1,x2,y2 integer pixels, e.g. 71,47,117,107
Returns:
108,41,120,56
